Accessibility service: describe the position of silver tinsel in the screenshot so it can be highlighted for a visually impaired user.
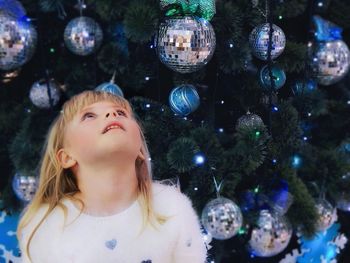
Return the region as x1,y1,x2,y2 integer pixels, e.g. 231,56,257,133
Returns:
157,16,216,73
249,23,286,61
201,197,243,240
236,111,264,130
64,16,103,56
29,79,61,109
0,11,37,70
309,40,350,86
248,210,292,257
12,172,38,202
315,198,337,231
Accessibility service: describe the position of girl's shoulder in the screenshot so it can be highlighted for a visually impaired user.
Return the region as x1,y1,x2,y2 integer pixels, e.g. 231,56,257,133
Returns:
151,181,195,215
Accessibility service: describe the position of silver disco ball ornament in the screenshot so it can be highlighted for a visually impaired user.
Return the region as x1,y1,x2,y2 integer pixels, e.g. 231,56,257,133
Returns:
29,79,61,109
201,197,243,240
157,16,216,73
12,172,38,202
309,40,350,86
236,111,264,130
0,11,37,71
315,198,337,231
249,23,286,61
248,210,292,257
64,16,103,56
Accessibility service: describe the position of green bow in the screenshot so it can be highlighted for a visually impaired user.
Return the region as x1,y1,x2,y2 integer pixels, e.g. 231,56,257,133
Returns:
160,0,216,21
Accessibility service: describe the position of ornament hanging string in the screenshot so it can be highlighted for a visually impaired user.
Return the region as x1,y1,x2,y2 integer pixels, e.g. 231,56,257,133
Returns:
266,0,275,136
212,175,224,198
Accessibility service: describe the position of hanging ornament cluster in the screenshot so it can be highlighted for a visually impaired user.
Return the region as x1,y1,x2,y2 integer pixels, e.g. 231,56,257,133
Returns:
236,111,264,130
248,210,292,257
29,79,61,109
64,16,103,56
95,73,124,97
249,23,286,61
259,64,286,91
157,16,216,73
309,15,350,86
12,172,38,202
201,197,243,240
0,11,37,71
315,198,337,232
169,84,200,116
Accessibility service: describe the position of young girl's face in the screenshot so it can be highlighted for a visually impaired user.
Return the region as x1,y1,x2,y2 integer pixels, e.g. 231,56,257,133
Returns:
62,100,143,166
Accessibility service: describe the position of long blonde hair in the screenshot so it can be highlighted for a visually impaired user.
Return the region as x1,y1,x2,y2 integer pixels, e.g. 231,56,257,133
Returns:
16,90,169,262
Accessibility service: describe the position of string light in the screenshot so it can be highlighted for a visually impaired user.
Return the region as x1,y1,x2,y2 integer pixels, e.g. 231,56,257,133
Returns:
218,128,224,133
145,76,150,81
145,103,150,108
194,153,205,165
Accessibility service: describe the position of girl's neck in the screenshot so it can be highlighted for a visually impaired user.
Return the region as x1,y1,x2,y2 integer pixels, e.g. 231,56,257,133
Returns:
72,163,139,216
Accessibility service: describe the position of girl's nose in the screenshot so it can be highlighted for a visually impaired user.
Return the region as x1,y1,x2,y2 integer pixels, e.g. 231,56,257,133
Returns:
105,111,117,118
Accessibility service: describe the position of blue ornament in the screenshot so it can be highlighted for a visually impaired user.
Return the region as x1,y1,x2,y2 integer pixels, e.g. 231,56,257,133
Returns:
313,15,343,42
95,72,124,97
96,80,124,98
259,64,286,90
64,16,103,56
0,0,26,19
169,84,200,116
291,79,317,96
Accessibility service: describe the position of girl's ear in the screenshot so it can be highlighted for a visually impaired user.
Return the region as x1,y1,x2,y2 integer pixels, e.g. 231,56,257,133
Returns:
137,148,145,161
57,149,77,169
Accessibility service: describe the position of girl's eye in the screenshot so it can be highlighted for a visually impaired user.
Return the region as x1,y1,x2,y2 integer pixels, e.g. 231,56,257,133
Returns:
116,109,127,117
82,112,95,120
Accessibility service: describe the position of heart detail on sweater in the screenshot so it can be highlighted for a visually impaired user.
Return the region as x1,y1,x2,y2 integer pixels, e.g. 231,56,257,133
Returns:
141,260,152,263
105,238,117,250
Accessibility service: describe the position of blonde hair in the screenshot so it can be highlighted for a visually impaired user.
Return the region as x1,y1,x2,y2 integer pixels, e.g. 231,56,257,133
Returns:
16,90,169,262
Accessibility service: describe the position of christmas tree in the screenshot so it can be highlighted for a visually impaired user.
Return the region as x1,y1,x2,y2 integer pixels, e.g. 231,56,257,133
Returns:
0,0,350,262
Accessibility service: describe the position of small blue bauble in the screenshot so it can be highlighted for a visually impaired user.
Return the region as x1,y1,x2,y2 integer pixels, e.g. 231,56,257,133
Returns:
259,64,286,90
95,82,124,97
169,84,200,116
291,79,317,96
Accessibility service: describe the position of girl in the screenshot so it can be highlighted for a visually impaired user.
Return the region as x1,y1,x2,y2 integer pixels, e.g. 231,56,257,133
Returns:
17,90,208,263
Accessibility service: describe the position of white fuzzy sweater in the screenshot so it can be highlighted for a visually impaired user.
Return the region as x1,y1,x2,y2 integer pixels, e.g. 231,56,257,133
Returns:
19,182,208,263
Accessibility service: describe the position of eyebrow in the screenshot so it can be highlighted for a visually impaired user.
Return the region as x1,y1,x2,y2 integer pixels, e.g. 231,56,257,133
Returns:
79,105,129,116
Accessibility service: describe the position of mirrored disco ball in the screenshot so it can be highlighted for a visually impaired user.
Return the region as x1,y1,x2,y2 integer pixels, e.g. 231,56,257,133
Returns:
95,82,124,97
157,16,216,73
0,11,37,71
249,23,286,61
259,64,286,90
169,84,200,116
236,111,264,130
201,197,243,240
64,16,103,56
248,210,292,257
315,198,337,231
29,79,61,109
12,172,38,202
309,40,350,86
